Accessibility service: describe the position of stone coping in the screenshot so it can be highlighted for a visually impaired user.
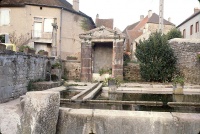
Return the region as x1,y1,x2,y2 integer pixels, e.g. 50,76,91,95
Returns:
117,87,200,95
0,50,55,59
169,38,200,44
58,107,200,134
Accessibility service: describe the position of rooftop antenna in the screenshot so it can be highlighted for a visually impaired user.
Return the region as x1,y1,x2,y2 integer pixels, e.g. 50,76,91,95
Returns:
159,0,164,34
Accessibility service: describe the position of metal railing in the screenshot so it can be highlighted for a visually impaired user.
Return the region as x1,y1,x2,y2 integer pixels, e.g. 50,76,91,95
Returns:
31,30,52,39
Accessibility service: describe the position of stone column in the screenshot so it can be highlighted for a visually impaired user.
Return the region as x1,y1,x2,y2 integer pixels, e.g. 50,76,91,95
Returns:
51,18,58,57
81,42,92,82
112,41,123,80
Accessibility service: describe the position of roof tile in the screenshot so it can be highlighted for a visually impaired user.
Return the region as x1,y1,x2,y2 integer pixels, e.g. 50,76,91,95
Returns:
96,18,114,29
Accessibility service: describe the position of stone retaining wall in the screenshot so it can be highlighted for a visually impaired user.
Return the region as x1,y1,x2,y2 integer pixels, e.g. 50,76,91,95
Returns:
169,38,200,84
123,63,141,81
0,51,54,103
64,60,81,81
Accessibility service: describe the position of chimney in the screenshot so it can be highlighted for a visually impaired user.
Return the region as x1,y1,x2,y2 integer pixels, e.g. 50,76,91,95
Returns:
168,17,171,22
96,14,99,19
140,15,144,21
194,7,200,13
148,10,152,18
73,0,79,12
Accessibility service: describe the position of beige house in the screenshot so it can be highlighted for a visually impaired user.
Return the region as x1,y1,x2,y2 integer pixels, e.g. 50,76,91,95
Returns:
123,10,175,59
0,0,95,60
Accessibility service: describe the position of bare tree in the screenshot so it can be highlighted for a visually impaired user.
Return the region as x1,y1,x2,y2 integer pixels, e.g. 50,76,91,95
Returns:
9,31,31,49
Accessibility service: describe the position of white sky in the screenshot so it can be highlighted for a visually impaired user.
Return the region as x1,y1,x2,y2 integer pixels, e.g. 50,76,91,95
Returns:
67,0,200,31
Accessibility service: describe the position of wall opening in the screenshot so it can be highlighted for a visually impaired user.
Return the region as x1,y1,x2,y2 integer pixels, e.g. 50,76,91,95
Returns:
92,42,113,73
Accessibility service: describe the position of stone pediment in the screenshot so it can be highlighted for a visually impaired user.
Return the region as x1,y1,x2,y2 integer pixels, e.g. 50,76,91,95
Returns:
79,26,125,40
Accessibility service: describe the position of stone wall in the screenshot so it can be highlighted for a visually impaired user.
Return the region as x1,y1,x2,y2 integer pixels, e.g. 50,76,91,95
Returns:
169,38,200,85
123,63,141,81
64,60,81,80
0,51,53,103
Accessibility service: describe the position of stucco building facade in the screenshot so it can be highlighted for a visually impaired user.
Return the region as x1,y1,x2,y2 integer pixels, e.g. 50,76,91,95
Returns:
0,0,95,60
177,8,200,39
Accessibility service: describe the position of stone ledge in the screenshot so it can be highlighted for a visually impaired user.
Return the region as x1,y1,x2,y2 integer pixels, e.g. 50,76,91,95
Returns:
57,108,200,134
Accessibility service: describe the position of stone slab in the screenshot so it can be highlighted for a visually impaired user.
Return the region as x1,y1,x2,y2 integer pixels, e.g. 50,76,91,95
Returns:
19,91,60,134
56,108,200,134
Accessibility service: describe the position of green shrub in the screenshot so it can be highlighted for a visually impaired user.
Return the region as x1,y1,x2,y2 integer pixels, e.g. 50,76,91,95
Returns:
27,80,36,91
99,68,112,76
38,49,45,53
51,62,62,69
135,32,177,82
19,45,35,52
197,52,200,60
172,76,184,86
19,45,29,52
167,28,182,40
123,52,131,66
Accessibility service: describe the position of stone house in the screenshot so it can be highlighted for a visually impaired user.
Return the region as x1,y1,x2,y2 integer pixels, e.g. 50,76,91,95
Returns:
0,0,95,60
177,8,200,39
123,10,175,59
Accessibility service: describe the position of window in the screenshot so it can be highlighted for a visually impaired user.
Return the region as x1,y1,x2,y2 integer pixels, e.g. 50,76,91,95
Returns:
183,29,186,38
0,9,10,26
190,25,193,35
34,22,42,37
0,34,5,43
196,21,199,33
0,34,9,43
44,18,53,32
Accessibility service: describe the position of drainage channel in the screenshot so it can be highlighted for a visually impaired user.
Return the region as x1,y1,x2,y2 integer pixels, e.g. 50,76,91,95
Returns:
168,102,200,108
60,99,163,106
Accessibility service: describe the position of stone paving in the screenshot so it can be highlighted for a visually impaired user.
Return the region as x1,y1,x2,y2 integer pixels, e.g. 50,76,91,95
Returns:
0,98,21,134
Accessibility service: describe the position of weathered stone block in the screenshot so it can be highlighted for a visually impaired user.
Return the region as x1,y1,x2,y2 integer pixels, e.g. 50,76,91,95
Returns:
19,91,60,134
56,108,200,134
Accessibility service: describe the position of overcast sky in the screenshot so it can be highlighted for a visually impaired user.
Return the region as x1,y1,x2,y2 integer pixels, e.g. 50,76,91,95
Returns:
67,0,200,31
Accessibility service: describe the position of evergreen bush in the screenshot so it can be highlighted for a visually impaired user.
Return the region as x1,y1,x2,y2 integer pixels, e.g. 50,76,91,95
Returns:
135,32,177,82
167,28,182,40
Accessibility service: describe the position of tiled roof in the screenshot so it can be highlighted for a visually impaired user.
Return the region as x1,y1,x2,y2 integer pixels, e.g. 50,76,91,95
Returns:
123,21,139,33
128,16,149,42
177,10,200,28
96,18,114,29
148,13,175,26
0,0,73,9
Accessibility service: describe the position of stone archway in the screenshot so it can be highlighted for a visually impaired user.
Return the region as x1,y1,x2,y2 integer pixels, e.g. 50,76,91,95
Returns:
79,26,125,82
